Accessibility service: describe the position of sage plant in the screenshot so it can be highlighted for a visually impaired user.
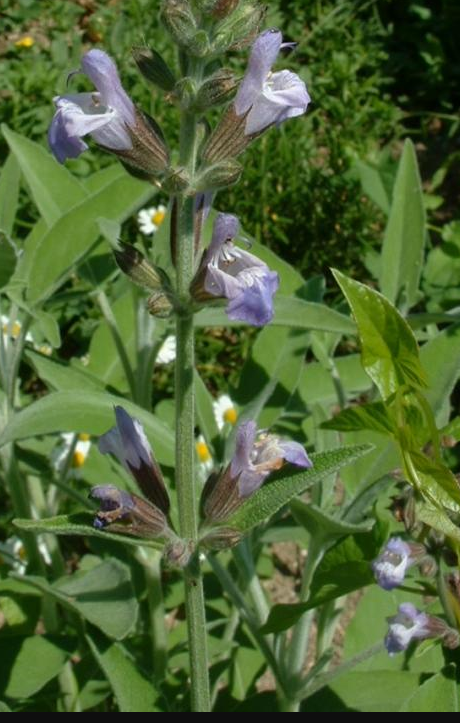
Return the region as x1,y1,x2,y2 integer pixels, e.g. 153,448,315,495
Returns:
48,0,312,710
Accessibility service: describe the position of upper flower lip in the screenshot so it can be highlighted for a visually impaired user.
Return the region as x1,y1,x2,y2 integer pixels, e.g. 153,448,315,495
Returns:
98,406,170,514
233,28,311,136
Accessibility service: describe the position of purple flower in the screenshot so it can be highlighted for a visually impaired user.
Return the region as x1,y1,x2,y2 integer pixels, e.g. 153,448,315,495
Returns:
385,603,433,655
98,406,170,514
231,420,312,497
372,538,416,591
234,29,311,135
89,485,168,539
202,419,312,523
49,50,135,163
193,213,279,327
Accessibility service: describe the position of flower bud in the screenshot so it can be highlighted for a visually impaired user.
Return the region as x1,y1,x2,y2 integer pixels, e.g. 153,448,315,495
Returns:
113,109,170,178
160,0,197,49
200,526,242,550
212,2,264,53
195,69,238,111
164,538,194,569
187,29,211,58
196,0,240,18
174,77,197,110
132,46,176,92
162,166,191,195
114,243,165,291
193,160,242,192
147,291,174,319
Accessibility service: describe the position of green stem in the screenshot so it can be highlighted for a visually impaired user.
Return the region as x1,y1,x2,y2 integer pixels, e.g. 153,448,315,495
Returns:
174,97,210,709
283,535,326,705
97,290,137,400
137,548,168,681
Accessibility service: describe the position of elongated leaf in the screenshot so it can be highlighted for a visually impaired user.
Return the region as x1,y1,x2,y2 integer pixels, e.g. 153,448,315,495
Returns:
0,391,174,464
0,636,71,699
333,269,427,399
195,370,220,445
380,139,426,310
290,499,374,540
2,124,88,225
14,513,162,550
25,351,106,392
195,296,355,333
299,353,371,406
421,323,460,426
0,153,21,235
261,521,386,634
355,158,392,214
0,233,17,289
26,173,154,303
226,444,373,534
417,502,460,544
13,560,138,640
234,326,308,429
86,630,160,712
400,668,458,712
311,670,422,713
321,402,394,435
54,559,138,640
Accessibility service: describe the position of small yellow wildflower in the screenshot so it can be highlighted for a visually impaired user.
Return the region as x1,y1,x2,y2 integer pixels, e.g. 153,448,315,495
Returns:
15,36,34,49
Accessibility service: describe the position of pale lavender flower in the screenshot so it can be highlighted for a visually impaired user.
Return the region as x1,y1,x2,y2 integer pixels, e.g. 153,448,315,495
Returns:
49,50,135,163
372,538,416,591
231,420,312,497
234,29,311,135
98,406,170,514
193,213,279,327
385,603,433,655
202,419,312,523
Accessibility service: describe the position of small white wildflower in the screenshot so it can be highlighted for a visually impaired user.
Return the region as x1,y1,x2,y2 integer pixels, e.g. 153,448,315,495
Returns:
137,204,167,236
156,335,176,365
196,435,213,473
213,394,238,431
52,433,92,476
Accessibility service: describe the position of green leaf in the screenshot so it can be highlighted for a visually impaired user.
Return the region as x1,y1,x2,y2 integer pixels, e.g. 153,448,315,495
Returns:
14,513,162,550
399,667,458,712
261,521,386,634
195,370,219,446
309,670,421,713
13,559,138,640
32,309,61,348
226,444,373,534
86,630,160,712
290,499,374,540
0,702,11,712
299,354,371,406
380,139,426,310
54,559,138,640
0,153,21,236
25,351,106,392
321,402,394,435
0,391,174,465
26,171,154,303
333,269,427,399
355,158,392,214
234,326,308,429
0,636,70,699
0,233,17,289
195,296,356,333
421,323,460,426
417,502,460,544
2,124,88,226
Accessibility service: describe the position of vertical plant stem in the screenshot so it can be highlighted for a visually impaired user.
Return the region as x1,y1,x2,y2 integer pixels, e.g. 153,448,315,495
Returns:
174,101,210,710
137,547,168,681
282,535,326,709
97,290,137,400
